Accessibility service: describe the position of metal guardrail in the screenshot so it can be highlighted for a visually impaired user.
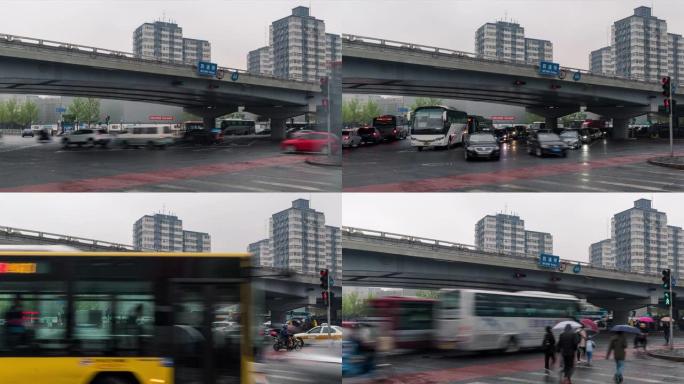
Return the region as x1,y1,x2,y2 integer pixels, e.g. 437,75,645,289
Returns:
342,226,660,279
0,225,134,250
342,34,661,86
0,32,315,85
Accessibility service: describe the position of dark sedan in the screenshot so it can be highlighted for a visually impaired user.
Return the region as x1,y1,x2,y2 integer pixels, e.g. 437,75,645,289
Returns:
527,132,568,157
356,126,382,145
464,132,501,161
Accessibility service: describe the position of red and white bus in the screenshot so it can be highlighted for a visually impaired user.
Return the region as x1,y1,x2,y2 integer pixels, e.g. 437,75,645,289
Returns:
366,296,435,349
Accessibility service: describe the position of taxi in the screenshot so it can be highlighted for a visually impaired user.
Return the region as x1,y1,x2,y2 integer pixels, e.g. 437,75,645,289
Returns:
294,324,343,345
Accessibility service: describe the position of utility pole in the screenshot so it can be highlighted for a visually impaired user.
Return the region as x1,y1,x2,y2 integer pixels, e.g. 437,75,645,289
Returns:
670,76,674,158
327,270,331,342
670,272,674,350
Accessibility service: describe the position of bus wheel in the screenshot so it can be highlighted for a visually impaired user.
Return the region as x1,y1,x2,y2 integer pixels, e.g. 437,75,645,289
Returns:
504,337,519,353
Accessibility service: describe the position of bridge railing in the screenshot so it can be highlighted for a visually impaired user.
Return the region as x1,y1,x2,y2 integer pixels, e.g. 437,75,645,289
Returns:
0,225,134,250
343,226,659,279
0,33,314,84
342,34,657,86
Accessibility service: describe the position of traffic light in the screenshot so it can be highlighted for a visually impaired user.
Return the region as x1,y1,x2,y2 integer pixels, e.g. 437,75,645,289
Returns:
513,80,526,86
662,269,671,290
321,291,329,306
320,269,329,290
550,84,561,90
550,276,562,282
513,272,526,279
662,76,671,97
664,98,671,114
664,291,672,306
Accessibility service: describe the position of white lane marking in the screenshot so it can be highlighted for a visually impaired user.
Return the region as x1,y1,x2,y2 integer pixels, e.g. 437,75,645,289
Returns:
497,377,539,383
0,143,44,153
177,179,273,192
591,180,665,191
592,372,660,383
517,177,611,192
252,180,322,191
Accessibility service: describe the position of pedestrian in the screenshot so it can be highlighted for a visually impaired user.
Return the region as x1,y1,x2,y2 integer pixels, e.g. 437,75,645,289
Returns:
557,324,580,384
585,336,595,366
606,331,628,383
541,326,556,373
577,326,587,362
663,321,670,345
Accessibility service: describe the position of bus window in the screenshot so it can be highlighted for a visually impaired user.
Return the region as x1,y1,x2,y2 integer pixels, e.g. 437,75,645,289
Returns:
397,302,433,331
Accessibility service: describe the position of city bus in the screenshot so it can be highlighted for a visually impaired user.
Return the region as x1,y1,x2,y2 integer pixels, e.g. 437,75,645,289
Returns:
0,249,257,384
366,296,435,349
410,106,468,151
371,115,408,141
466,115,494,134
219,119,256,135
435,289,580,352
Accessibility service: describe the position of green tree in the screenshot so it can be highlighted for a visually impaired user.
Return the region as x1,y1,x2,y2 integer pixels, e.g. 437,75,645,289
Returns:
68,97,101,125
410,97,443,111
361,100,382,124
3,98,20,125
180,111,201,122
342,291,376,320
559,111,587,126
17,100,39,126
342,98,363,125
523,112,543,124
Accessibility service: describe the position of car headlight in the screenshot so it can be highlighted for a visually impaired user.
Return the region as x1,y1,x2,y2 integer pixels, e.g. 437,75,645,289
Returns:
541,144,550,149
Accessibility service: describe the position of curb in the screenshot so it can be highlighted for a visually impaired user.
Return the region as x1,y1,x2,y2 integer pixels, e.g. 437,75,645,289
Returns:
305,156,342,167
646,349,684,362
647,156,684,170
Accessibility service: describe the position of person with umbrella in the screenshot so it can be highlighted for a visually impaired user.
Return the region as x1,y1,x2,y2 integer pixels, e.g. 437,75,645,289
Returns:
556,324,580,384
607,325,638,383
541,326,556,374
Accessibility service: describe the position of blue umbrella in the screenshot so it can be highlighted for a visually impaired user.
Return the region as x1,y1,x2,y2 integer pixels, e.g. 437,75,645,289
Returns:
610,324,641,334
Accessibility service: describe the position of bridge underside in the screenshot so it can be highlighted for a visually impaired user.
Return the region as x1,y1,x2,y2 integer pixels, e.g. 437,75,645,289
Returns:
342,56,657,111
0,54,315,120
343,249,665,304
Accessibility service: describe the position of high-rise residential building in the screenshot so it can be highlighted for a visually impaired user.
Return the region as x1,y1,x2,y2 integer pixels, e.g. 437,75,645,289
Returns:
133,21,210,65
248,238,272,267
589,46,616,75
475,214,526,255
668,33,684,86
270,199,327,275
668,226,684,279
326,225,342,280
326,33,342,66
612,199,670,274
475,21,552,64
182,230,211,252
524,38,553,65
133,214,183,252
247,46,274,75
590,239,614,269
182,38,211,65
612,6,669,82
270,6,327,81
524,230,553,257
133,213,210,252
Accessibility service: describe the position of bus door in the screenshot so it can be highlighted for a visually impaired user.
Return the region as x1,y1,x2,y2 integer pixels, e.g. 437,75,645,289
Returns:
171,282,243,384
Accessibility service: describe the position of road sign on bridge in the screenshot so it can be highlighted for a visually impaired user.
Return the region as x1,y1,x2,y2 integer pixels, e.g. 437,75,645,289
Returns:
539,253,560,269
197,61,218,77
538,61,560,77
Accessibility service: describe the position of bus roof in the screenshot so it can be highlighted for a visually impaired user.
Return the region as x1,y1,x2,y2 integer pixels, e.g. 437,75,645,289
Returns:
0,251,251,258
440,288,578,301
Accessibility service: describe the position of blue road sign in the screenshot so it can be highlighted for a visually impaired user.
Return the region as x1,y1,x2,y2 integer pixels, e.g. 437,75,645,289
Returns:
398,107,409,113
56,107,66,113
539,61,560,76
231,71,239,81
573,71,582,81
539,253,560,269
573,263,582,274
197,61,218,77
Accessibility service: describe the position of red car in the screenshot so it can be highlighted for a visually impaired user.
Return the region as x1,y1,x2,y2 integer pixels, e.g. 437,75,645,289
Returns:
281,132,340,154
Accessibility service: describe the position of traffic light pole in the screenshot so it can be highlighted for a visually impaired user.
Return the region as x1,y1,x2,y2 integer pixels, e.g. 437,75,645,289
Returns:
327,273,331,341
670,78,674,158
669,273,674,350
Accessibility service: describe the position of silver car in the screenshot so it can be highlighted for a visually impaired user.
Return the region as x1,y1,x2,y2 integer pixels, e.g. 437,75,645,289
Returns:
342,128,362,148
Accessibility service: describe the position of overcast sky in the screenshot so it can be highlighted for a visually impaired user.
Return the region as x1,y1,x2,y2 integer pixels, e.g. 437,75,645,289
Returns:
2,1,682,70
342,193,684,263
0,193,340,251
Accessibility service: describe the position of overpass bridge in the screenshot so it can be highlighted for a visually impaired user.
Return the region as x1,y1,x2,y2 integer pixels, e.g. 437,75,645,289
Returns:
342,35,684,139
0,33,323,138
0,224,340,321
342,227,683,323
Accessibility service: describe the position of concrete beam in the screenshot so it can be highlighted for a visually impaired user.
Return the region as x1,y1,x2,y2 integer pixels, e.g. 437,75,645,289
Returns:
587,106,653,119
526,106,579,119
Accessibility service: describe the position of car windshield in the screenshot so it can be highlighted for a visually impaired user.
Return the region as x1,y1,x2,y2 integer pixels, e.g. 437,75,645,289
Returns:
342,130,351,137
538,133,561,142
469,134,497,144
561,131,579,138
308,327,322,334
412,108,445,134
357,128,374,135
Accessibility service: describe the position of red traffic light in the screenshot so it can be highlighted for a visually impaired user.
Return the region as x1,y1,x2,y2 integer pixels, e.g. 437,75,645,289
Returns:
550,84,562,90
662,76,671,85
513,80,526,86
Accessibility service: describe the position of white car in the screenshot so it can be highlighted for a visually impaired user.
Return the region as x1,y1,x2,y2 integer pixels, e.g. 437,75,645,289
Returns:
294,325,343,345
116,125,175,148
61,128,111,148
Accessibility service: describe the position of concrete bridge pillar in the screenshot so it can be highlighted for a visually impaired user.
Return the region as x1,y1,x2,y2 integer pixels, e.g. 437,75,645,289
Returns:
612,309,630,325
545,117,558,131
203,116,215,131
270,118,287,141
612,118,630,140
270,309,287,324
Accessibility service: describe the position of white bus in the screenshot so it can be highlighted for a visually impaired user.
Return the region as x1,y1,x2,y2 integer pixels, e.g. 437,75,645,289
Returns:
410,106,468,151
435,289,580,353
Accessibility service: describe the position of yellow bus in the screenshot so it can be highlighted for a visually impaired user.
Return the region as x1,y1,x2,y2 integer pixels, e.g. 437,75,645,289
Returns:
0,250,257,384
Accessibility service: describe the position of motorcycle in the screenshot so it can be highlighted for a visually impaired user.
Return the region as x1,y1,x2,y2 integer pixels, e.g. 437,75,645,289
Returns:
273,336,301,352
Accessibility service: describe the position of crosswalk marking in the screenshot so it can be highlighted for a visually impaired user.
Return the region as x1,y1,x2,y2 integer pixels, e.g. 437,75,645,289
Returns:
252,180,323,191
498,377,539,383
